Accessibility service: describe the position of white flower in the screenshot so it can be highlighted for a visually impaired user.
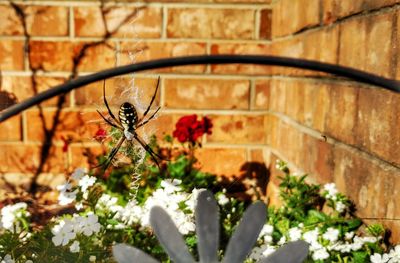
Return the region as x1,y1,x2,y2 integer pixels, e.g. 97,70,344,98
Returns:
161,179,181,194
278,236,286,245
345,231,354,240
58,189,78,205
260,244,276,257
322,227,339,243
75,202,84,211
288,227,302,241
259,224,274,236
82,214,101,236
89,255,96,262
335,201,346,213
52,220,76,246
312,248,330,260
25,260,33,263
70,240,80,253
217,193,229,206
389,245,400,261
96,194,119,212
71,168,86,181
371,253,389,263
323,183,338,198
78,175,96,193
303,228,319,244
1,202,29,232
56,182,72,193
1,254,15,263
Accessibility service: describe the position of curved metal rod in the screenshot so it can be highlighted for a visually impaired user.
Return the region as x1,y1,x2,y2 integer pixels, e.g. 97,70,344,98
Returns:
1,55,399,123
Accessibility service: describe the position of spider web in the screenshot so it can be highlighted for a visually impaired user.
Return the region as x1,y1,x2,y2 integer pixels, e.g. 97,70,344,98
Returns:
85,12,159,199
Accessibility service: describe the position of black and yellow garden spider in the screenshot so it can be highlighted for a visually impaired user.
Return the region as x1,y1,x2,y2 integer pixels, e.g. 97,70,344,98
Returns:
96,78,163,170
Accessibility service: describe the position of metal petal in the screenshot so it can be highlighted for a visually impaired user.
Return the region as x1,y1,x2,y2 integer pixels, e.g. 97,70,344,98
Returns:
195,190,219,263
222,201,267,263
257,241,309,263
150,206,195,263
112,243,159,263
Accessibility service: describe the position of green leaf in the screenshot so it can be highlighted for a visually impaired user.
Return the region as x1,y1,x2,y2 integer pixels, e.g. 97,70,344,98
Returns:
352,251,368,263
276,218,290,234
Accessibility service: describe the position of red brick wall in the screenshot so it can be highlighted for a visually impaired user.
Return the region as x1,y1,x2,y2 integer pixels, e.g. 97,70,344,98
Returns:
0,0,400,241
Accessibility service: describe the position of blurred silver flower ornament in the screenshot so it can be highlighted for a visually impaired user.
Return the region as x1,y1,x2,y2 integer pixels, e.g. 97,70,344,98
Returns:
112,190,309,263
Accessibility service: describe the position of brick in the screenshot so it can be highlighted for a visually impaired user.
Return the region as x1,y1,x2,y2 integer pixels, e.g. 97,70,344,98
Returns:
120,41,206,73
302,81,330,131
253,80,270,110
210,43,271,74
356,87,400,164
164,78,249,110
74,6,161,38
215,0,271,2
259,9,272,40
139,113,176,140
333,145,400,219
0,116,22,141
0,88,18,111
272,0,320,38
339,17,368,72
29,41,74,71
0,144,64,173
268,79,330,131
323,0,400,23
167,8,255,39
365,13,394,78
0,40,25,70
70,145,106,170
1,76,68,107
339,13,394,78
24,6,69,36
323,0,363,23
29,41,116,72
325,83,358,145
268,79,287,114
76,42,117,72
265,114,334,181
271,27,339,76
75,77,160,109
0,4,24,35
301,133,334,183
195,148,247,177
207,115,266,144
25,110,104,143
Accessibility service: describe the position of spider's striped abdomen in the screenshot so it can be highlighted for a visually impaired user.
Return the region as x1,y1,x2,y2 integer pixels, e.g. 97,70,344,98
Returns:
119,102,138,131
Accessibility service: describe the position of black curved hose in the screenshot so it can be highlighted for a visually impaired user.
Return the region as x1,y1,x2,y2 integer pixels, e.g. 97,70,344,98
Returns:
1,55,399,123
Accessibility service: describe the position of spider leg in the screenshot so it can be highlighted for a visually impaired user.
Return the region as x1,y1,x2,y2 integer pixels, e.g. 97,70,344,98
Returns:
102,79,120,125
95,136,126,171
96,110,121,129
133,132,163,168
137,107,160,129
140,76,160,121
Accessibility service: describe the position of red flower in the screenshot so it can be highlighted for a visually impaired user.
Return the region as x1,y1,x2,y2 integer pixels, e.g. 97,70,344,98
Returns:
172,115,213,143
94,128,108,142
61,136,69,153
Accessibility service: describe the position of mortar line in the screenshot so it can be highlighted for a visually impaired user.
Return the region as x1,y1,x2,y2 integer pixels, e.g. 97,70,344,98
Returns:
255,8,261,40
69,5,74,39
1,35,272,44
8,1,272,9
249,78,256,110
161,5,167,39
